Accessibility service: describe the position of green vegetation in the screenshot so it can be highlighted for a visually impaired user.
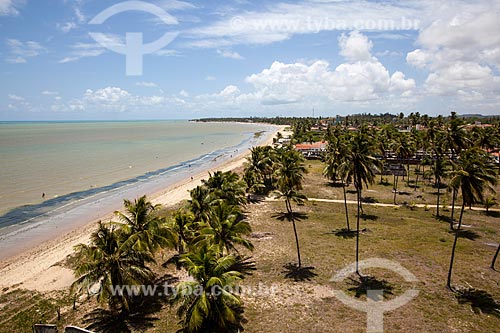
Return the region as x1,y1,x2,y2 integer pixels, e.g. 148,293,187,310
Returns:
3,113,500,332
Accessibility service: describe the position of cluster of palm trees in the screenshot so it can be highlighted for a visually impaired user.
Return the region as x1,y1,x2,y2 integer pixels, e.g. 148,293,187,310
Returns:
323,117,500,287
72,170,255,332
323,126,381,274
244,145,308,268
69,115,499,331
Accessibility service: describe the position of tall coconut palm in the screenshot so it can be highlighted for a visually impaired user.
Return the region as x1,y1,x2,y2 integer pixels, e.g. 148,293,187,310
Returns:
71,222,155,313
445,118,470,226
324,134,352,231
392,132,413,191
114,196,174,254
377,125,398,183
275,147,307,268
348,130,381,274
432,153,448,218
194,202,254,255
429,131,448,218
446,148,497,289
172,244,255,333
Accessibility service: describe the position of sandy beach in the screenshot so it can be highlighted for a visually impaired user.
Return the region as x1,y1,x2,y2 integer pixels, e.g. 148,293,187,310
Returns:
0,125,285,293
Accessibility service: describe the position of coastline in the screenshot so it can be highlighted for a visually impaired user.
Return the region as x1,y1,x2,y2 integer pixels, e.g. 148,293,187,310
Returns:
0,124,285,293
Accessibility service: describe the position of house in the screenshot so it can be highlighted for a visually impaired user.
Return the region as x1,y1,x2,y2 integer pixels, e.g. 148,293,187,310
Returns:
294,141,328,159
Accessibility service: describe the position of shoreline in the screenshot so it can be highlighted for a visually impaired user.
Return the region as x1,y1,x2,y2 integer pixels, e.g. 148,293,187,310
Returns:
0,124,285,293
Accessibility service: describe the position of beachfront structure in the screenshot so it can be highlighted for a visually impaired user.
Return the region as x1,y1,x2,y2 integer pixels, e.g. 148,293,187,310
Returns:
294,141,328,159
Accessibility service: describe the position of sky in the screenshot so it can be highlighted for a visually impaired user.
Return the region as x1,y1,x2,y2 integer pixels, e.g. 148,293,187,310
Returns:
1,0,500,120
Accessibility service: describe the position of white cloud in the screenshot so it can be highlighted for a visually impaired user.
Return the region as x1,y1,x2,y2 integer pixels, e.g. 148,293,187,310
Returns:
0,0,24,16
42,91,59,96
338,31,374,62
5,39,45,63
406,49,429,69
205,75,216,81
7,56,26,64
59,35,122,63
154,49,180,56
84,87,130,104
375,50,403,57
158,0,196,11
244,31,415,104
57,21,77,33
389,72,416,93
58,56,79,64
8,94,24,101
217,49,244,60
56,86,178,113
74,7,85,23
406,1,500,106
179,89,189,97
219,85,240,96
136,81,158,88
184,1,423,48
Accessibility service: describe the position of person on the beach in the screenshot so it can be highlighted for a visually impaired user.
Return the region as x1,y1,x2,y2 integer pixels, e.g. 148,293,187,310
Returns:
42,192,45,199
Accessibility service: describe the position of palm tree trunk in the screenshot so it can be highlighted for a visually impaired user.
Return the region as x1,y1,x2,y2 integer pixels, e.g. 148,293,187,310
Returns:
355,186,361,275
287,198,302,268
407,161,411,186
393,174,398,204
422,164,425,190
450,189,457,230
491,244,500,270
343,183,350,231
436,177,441,217
447,201,465,290
414,165,419,191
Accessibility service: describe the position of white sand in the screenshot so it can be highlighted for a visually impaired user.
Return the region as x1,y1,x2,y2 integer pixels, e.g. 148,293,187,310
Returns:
0,125,285,293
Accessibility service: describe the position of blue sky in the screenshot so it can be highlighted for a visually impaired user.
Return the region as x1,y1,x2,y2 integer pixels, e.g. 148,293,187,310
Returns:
1,0,499,120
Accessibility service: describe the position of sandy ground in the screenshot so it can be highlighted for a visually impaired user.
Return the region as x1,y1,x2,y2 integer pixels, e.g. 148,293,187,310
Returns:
0,125,285,293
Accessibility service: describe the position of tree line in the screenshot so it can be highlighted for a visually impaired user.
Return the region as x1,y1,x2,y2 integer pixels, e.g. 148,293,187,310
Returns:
70,145,308,332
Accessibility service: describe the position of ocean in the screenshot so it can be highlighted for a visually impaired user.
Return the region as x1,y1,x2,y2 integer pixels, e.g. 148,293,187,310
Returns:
0,120,274,240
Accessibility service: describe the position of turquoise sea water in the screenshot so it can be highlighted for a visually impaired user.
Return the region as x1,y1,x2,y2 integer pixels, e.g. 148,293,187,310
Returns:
0,120,271,227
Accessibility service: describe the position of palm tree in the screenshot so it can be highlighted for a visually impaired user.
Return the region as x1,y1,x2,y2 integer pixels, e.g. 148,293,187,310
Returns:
411,129,424,190
432,155,448,218
203,171,247,206
243,146,275,194
484,196,497,213
445,118,470,226
275,147,307,268
71,222,155,312
172,244,255,333
428,129,448,218
392,132,412,194
324,133,352,231
348,130,381,274
189,185,213,222
114,196,174,253
194,202,254,255
171,209,196,258
446,148,497,289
